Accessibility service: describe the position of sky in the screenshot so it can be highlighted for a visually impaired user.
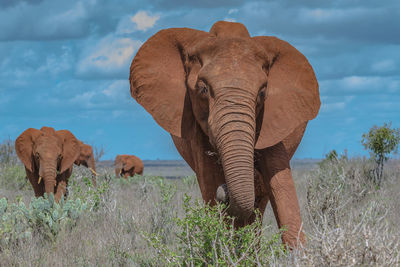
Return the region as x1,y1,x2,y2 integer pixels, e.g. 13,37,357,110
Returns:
0,0,399,160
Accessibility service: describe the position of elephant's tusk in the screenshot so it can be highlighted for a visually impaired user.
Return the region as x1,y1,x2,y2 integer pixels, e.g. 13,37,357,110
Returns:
216,184,229,204
89,168,98,176
38,176,42,184
119,169,122,176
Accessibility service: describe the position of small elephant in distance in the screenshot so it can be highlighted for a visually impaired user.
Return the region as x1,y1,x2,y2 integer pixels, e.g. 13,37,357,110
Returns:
74,141,97,187
114,154,144,178
15,126,80,202
129,21,321,247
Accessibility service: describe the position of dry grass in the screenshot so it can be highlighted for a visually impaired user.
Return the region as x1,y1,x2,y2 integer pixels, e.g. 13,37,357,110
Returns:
0,143,399,266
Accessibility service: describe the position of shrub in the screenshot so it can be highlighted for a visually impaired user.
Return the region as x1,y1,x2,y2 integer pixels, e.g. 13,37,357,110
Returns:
0,138,18,165
0,164,29,191
68,174,112,211
307,157,375,229
145,195,285,266
0,194,87,248
361,122,400,186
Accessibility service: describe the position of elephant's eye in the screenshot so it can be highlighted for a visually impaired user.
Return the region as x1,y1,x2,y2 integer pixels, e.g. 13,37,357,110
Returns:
257,84,267,104
58,155,63,161
196,80,209,96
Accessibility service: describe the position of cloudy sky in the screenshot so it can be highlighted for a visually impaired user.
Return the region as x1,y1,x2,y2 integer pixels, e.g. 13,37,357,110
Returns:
1,0,399,160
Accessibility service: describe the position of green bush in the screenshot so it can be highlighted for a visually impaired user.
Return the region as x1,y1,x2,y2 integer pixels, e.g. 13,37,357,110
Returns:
0,164,29,191
0,194,87,248
68,174,112,211
361,122,400,186
145,195,286,266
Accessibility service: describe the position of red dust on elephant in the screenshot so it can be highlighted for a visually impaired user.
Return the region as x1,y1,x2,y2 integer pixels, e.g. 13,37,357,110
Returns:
129,21,320,247
15,126,80,202
114,154,144,178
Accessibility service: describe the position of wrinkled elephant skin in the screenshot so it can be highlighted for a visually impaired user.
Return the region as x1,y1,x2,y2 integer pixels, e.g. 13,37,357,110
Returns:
129,21,320,247
15,126,80,202
114,154,144,178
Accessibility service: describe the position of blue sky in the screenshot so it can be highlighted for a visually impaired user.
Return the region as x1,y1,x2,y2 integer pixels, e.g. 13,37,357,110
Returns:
1,0,399,160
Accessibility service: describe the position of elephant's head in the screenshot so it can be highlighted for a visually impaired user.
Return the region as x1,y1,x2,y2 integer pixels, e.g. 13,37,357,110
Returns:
75,141,97,186
130,21,320,220
115,155,135,175
15,127,80,196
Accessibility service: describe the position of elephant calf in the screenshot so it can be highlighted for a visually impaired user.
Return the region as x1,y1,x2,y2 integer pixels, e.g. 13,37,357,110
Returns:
15,126,80,202
114,154,144,178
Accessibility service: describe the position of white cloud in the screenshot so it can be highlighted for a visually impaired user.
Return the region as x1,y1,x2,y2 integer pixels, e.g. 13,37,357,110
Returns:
130,11,160,31
102,80,129,98
371,59,396,73
77,35,142,77
228,8,238,14
70,91,96,106
343,76,380,88
299,7,370,23
321,101,346,112
321,75,400,96
223,17,236,22
37,46,72,75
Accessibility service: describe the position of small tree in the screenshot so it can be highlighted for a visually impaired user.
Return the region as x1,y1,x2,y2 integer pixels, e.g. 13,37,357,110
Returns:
93,144,106,162
361,122,400,186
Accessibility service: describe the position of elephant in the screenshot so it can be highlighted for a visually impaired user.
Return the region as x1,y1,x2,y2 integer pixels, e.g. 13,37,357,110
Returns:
114,154,144,178
129,21,320,247
74,141,97,187
15,126,80,202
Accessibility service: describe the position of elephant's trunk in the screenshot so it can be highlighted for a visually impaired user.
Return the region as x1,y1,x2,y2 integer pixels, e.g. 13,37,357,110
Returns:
41,164,57,197
210,88,256,221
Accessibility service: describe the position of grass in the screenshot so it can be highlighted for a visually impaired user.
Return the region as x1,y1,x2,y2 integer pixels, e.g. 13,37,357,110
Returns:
0,141,399,266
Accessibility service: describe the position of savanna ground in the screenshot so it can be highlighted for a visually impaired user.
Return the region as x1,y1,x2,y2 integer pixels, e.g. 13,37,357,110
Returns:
0,139,399,266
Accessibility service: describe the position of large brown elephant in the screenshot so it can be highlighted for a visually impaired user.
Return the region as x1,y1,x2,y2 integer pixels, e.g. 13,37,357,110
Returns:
15,126,80,202
74,141,97,187
114,155,144,178
129,21,320,247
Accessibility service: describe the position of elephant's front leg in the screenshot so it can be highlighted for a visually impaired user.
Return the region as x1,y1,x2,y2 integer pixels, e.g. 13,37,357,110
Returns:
259,142,305,247
171,133,225,205
54,168,72,202
55,180,68,202
26,168,45,197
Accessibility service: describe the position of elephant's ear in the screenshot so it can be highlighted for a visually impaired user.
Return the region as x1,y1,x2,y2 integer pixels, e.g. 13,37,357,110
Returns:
254,36,320,149
115,155,122,168
56,130,80,173
15,128,42,172
130,28,209,139
124,158,135,171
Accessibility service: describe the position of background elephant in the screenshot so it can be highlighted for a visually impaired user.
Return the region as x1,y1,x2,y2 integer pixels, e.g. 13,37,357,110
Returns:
114,155,144,178
74,141,97,187
130,21,320,247
15,126,80,202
